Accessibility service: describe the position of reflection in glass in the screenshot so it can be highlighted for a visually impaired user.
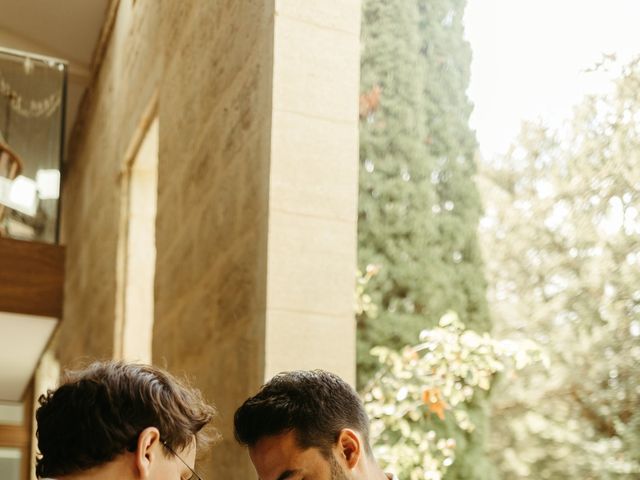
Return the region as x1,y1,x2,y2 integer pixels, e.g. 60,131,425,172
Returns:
0,47,66,244
0,402,23,425
0,447,21,480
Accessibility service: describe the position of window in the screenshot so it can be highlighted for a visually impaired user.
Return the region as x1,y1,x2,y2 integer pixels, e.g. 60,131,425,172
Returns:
116,117,158,363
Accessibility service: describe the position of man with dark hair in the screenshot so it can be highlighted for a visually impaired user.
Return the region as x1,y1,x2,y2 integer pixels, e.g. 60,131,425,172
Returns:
234,370,395,480
35,360,216,480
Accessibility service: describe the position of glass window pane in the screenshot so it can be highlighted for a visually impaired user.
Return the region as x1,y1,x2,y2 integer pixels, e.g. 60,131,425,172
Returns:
0,447,21,480
0,402,23,425
0,48,66,244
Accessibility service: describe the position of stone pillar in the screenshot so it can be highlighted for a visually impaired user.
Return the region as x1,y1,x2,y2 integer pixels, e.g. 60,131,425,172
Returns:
153,3,274,478
152,1,360,478
264,1,361,383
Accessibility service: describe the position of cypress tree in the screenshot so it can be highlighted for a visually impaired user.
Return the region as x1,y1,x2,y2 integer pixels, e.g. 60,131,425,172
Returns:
359,1,492,478
417,0,489,335
359,0,434,388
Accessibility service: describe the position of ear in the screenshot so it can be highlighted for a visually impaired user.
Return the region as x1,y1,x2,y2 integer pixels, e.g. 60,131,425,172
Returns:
335,429,362,470
135,427,162,479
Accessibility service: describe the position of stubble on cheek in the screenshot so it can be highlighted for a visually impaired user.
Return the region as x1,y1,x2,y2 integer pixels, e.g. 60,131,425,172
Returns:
329,456,350,480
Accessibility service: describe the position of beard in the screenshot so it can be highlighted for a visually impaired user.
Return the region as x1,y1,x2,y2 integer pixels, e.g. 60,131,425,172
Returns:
329,455,351,480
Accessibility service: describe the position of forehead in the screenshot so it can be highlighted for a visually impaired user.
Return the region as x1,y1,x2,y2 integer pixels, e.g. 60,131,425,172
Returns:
248,431,324,480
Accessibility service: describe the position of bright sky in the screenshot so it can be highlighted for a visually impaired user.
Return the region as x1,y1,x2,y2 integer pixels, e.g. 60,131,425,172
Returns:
464,0,640,160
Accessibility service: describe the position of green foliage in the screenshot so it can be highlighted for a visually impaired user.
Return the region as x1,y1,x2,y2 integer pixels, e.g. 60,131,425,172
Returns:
358,0,489,379
355,265,381,320
363,312,545,480
479,56,640,479
358,0,490,477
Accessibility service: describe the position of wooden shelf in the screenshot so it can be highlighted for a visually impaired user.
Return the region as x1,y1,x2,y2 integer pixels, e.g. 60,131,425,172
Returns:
0,424,28,448
0,237,65,318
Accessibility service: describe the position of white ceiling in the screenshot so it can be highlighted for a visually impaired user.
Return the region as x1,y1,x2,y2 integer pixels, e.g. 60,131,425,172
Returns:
0,0,110,148
0,312,57,402
0,0,109,70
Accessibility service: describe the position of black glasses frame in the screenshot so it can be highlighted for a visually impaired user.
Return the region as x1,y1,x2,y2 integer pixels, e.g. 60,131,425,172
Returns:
162,441,204,480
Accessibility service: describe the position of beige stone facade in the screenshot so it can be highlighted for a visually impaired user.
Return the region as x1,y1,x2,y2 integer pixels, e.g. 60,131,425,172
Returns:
39,0,360,478
265,0,360,382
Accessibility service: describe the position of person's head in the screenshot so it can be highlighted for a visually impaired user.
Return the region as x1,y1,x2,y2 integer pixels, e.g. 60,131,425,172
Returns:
35,360,217,480
234,370,375,480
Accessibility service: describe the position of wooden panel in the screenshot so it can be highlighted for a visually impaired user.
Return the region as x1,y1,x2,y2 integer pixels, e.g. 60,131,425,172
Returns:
0,237,65,318
0,424,28,448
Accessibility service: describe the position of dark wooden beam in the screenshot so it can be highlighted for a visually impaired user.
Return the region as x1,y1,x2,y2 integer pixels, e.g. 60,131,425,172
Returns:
0,237,65,318
0,424,28,448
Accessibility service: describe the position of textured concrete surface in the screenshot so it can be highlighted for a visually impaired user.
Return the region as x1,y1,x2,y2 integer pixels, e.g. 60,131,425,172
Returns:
46,0,360,478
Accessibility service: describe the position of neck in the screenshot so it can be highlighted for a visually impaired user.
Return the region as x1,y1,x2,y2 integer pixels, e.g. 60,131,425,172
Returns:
356,454,389,480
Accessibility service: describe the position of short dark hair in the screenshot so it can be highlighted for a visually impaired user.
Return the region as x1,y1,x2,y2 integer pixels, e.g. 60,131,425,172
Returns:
233,370,371,457
35,361,216,478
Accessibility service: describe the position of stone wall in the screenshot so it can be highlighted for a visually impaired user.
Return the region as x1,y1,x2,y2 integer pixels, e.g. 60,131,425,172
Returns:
152,2,274,478
56,1,161,367
264,0,361,383
49,0,360,478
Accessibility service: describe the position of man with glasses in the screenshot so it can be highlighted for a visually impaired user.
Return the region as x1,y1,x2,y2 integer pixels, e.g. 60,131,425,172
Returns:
35,361,215,480
234,370,398,480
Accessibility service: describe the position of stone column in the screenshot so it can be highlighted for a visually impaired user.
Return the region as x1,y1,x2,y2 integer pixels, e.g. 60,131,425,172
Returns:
153,1,360,478
264,1,361,383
